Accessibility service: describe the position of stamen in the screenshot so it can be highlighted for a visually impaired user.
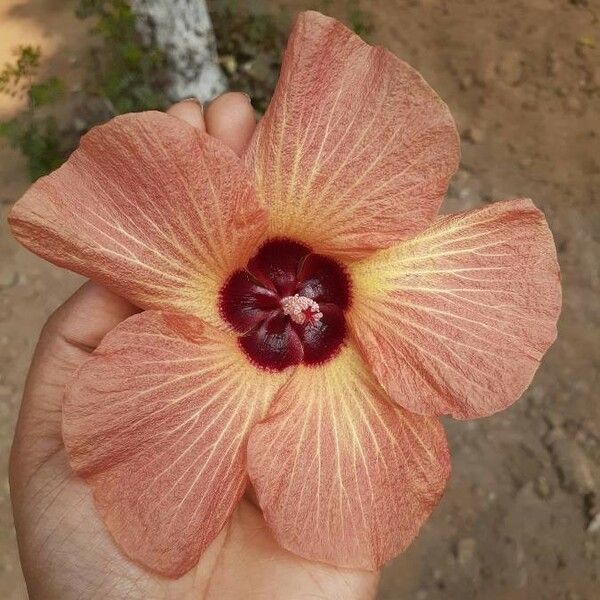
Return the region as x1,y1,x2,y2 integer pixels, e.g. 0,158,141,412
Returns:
281,294,323,325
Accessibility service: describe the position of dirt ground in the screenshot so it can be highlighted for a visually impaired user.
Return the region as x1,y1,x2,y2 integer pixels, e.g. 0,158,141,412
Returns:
1,0,599,599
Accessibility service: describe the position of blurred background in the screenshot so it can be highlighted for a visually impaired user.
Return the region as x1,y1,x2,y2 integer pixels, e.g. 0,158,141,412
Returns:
0,1,598,598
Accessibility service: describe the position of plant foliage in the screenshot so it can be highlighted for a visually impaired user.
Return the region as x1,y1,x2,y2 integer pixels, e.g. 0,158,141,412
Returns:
0,46,69,180
1,0,373,181
76,0,169,114
0,1,169,180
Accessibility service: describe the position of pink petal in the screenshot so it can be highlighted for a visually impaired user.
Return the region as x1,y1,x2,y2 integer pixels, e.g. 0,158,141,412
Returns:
9,112,267,329
247,344,450,569
63,311,288,577
245,11,460,259
348,199,561,419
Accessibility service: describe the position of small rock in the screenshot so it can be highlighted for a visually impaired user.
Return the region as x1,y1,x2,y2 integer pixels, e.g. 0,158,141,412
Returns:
547,51,562,77
577,35,595,49
416,590,428,600
242,53,273,83
456,537,481,582
535,475,553,499
528,386,546,406
522,99,536,110
555,85,569,98
463,127,485,144
73,117,87,132
218,54,237,75
475,58,496,86
457,537,477,566
459,73,474,90
545,428,597,495
575,38,594,58
544,410,564,429
497,51,524,85
0,265,18,289
587,513,600,534
565,96,583,114
586,492,600,528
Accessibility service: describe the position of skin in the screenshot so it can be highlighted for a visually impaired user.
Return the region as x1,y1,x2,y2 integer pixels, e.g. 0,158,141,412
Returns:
9,94,380,600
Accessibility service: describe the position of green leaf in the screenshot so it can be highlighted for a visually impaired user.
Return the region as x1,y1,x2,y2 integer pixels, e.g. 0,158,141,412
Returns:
29,77,65,107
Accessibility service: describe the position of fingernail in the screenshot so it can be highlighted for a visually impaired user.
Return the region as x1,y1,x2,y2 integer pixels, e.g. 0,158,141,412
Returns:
181,97,203,110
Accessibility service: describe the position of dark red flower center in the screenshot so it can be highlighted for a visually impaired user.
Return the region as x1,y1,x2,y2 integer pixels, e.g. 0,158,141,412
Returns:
219,239,351,371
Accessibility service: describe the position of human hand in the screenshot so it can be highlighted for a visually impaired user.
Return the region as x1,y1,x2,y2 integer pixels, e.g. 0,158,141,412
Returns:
9,95,380,600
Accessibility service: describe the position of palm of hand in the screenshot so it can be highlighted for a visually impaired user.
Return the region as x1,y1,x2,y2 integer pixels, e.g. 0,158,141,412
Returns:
14,448,375,599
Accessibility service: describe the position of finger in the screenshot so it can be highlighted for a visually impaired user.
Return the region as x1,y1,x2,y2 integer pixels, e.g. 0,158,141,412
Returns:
11,282,138,473
205,92,256,155
41,281,138,351
166,98,206,131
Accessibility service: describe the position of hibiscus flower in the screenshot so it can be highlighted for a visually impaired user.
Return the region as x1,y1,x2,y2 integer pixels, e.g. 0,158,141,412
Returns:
8,11,561,578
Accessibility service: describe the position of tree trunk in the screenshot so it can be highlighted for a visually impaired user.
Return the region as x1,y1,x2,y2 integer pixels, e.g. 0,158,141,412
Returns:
129,0,226,102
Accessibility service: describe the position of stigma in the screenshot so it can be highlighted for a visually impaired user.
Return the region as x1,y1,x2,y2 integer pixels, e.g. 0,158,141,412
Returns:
281,294,323,325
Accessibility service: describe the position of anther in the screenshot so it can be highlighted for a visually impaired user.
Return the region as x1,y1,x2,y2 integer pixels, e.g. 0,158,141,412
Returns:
281,294,323,325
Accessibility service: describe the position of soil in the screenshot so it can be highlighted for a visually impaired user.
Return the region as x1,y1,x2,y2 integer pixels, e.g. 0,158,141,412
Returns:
1,0,599,599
